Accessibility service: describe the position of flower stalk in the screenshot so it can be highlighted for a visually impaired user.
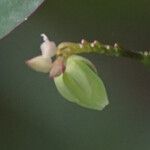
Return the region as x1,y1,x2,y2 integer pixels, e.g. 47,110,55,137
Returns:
57,40,150,65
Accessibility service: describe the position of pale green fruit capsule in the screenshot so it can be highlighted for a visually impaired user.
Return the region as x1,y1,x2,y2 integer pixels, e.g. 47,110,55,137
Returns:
54,55,109,110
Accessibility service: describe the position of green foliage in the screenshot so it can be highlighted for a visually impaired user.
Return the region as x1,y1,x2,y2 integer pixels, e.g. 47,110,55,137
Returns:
0,0,44,39
54,55,109,110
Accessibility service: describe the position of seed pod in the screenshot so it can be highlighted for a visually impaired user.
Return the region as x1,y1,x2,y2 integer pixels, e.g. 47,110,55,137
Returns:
54,55,109,110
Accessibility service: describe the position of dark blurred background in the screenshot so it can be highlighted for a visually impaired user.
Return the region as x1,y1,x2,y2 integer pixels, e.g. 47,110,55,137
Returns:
0,0,150,149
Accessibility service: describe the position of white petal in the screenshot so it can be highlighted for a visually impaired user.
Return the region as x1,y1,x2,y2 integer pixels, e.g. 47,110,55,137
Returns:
40,33,56,58
26,56,52,73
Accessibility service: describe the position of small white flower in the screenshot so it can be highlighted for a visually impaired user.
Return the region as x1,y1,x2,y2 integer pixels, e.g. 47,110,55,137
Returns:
26,34,57,73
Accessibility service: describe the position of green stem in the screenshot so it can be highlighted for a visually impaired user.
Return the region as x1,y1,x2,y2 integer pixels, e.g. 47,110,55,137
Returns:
57,40,150,65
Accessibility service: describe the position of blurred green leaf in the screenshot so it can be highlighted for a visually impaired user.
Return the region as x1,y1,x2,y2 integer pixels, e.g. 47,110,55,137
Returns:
0,0,44,39
54,55,109,110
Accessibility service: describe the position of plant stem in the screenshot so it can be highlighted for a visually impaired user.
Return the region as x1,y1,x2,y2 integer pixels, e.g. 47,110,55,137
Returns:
56,40,150,65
